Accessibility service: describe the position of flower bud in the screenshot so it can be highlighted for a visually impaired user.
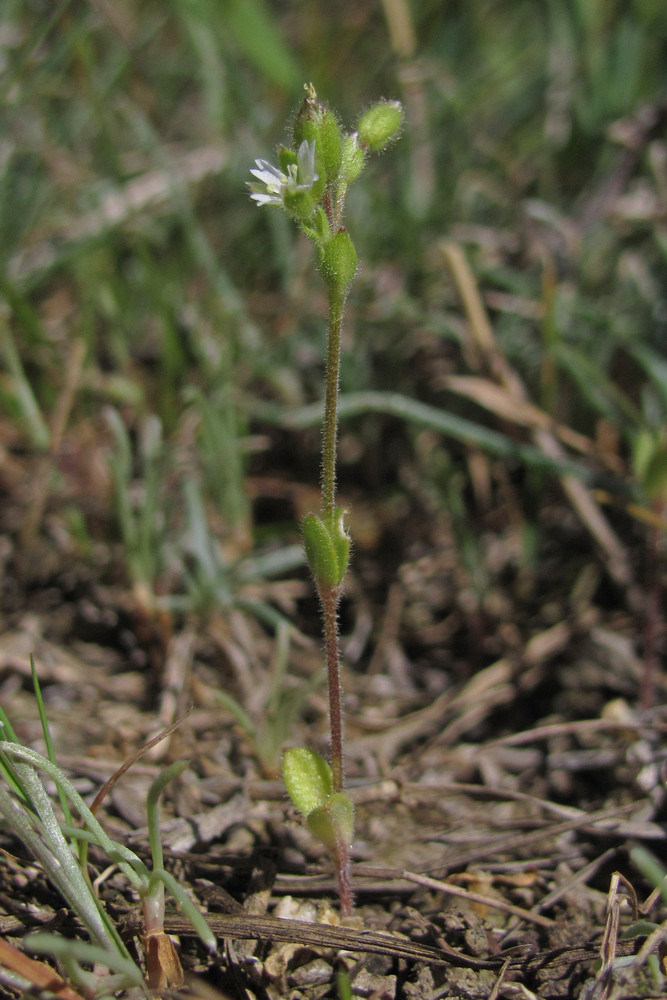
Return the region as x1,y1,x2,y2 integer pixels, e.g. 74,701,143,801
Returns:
358,100,404,152
294,83,343,183
316,229,358,300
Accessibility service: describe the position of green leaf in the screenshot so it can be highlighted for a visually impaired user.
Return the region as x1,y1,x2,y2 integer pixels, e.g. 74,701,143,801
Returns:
282,747,332,817
306,792,355,853
302,509,350,589
316,229,358,299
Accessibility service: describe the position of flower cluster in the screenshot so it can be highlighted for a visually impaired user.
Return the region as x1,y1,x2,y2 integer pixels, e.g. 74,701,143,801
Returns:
248,84,403,297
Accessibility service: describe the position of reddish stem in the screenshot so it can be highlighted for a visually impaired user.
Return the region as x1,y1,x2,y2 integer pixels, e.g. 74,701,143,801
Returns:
335,836,353,918
318,254,352,914
320,584,353,916
320,585,344,794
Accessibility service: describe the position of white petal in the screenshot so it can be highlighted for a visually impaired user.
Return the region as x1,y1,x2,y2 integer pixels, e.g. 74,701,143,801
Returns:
253,158,283,177
297,140,317,184
250,166,285,187
250,191,282,206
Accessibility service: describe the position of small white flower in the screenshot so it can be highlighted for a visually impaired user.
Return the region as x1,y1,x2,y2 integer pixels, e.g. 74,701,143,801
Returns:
248,140,318,207
248,160,286,206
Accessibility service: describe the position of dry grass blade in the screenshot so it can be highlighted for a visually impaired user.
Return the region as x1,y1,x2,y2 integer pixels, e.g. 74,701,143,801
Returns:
486,957,512,1000
400,870,554,928
440,240,634,591
536,849,618,913
89,707,192,816
586,872,633,1000
443,375,595,456
351,621,572,760
434,801,647,873
20,338,87,547
484,716,667,749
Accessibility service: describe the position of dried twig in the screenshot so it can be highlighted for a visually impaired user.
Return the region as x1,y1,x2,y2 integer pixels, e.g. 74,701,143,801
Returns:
400,869,554,928
121,908,502,971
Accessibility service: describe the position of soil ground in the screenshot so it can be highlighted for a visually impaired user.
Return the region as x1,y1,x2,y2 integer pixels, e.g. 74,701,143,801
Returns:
1,426,666,1000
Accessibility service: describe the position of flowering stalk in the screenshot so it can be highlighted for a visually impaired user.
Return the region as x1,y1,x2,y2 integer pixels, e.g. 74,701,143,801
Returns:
249,84,402,915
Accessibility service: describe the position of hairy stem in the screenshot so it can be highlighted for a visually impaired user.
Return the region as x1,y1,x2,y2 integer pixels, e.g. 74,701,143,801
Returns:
321,293,343,519
320,290,352,914
335,835,353,918
322,578,352,914
321,585,343,794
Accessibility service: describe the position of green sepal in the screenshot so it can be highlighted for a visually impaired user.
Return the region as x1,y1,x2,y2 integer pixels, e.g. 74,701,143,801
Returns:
282,747,333,818
316,230,358,299
284,189,318,223
328,508,351,584
302,508,350,589
340,133,365,184
358,100,404,152
307,792,355,853
317,108,343,183
278,145,298,172
301,206,331,243
294,84,343,183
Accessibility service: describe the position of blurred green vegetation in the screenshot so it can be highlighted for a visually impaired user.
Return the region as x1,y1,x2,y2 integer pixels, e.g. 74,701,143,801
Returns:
1,0,666,621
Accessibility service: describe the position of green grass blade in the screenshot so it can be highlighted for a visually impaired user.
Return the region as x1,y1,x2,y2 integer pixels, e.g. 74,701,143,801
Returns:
25,933,145,990
0,743,149,888
631,846,667,906
0,307,49,449
0,705,32,807
146,759,189,873
630,345,667,410
213,690,256,740
30,657,73,831
0,773,118,952
148,868,216,951
253,392,596,481
225,0,301,91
